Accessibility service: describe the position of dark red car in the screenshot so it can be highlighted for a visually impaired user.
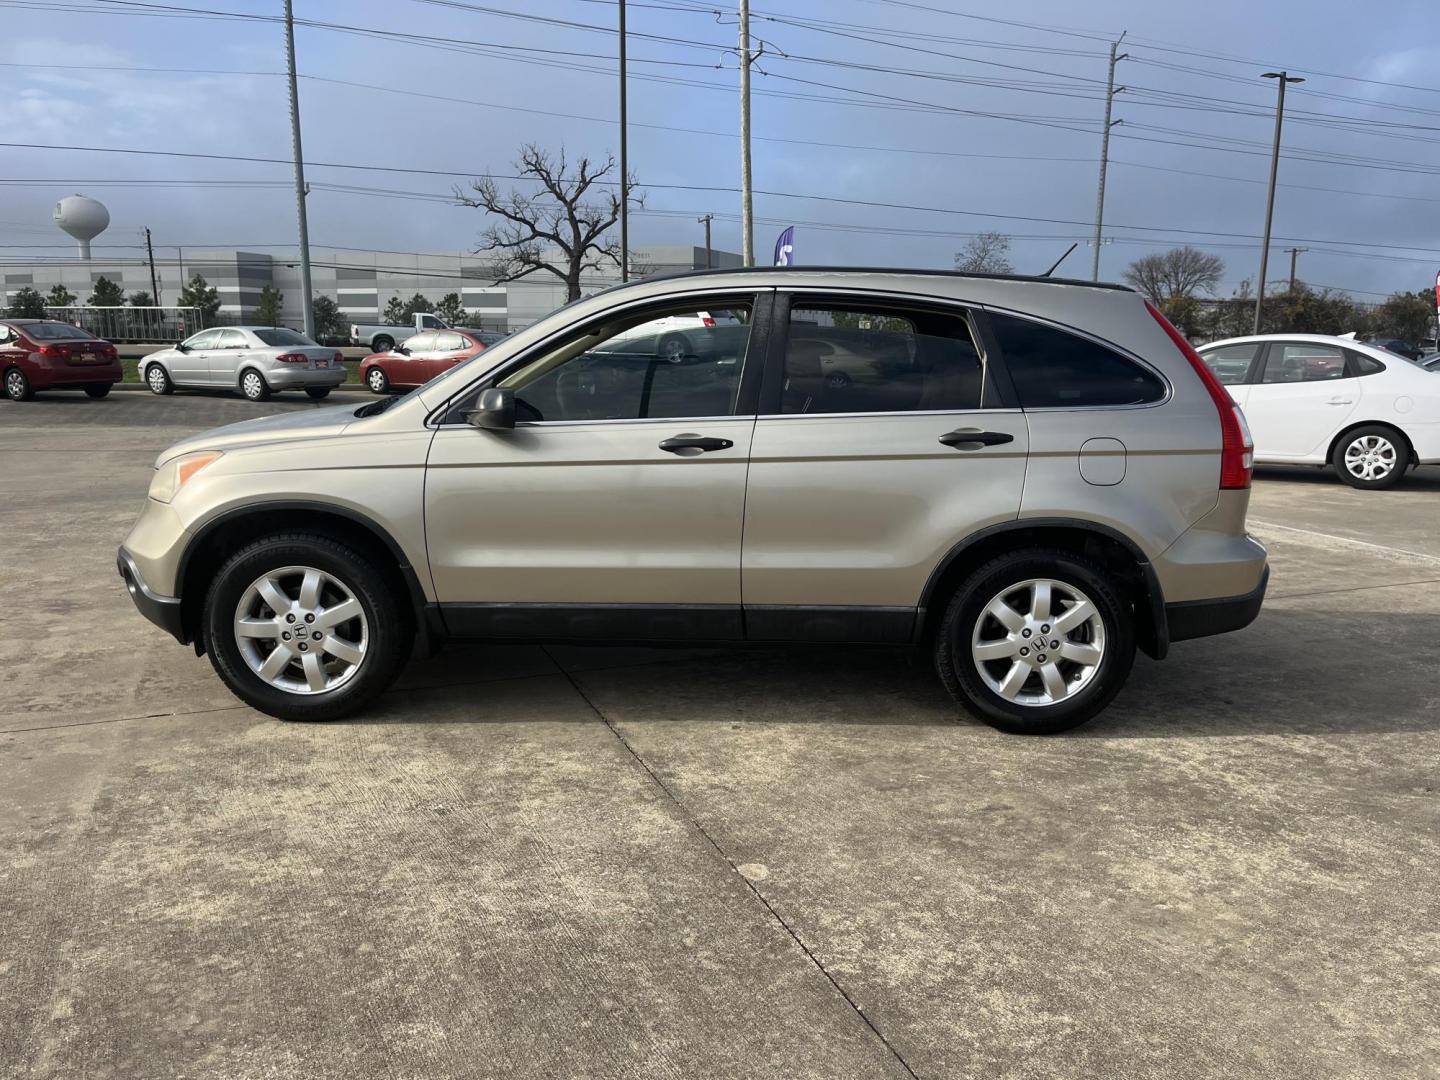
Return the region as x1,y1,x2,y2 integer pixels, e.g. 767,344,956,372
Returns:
1,319,121,401
359,328,506,394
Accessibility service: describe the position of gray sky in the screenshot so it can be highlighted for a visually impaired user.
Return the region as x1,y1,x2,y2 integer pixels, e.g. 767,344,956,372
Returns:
4,0,1438,301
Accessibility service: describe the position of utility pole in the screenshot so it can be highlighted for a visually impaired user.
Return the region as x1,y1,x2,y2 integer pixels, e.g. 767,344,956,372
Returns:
698,214,713,268
284,0,315,339
738,0,754,266
144,227,160,304
619,0,629,282
1091,32,1126,282
1255,71,1304,333
1284,246,1308,292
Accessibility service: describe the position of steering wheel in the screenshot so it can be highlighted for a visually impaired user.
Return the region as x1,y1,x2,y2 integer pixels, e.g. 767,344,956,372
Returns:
554,364,604,420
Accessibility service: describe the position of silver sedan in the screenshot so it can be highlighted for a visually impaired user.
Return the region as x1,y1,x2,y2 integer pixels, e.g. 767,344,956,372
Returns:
142,326,348,401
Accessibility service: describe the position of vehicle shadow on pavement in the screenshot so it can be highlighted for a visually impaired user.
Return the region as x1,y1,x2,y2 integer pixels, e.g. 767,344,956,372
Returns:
354,604,1436,738
1254,464,1440,489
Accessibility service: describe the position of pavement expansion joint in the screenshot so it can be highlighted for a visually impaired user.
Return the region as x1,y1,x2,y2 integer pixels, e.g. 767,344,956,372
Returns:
545,648,922,1080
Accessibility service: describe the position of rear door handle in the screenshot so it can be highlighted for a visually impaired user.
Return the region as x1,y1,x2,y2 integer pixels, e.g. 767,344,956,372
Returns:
1327,397,1354,405
939,428,1015,450
659,434,734,453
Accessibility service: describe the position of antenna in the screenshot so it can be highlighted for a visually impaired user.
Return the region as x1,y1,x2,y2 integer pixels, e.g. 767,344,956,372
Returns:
1042,243,1079,277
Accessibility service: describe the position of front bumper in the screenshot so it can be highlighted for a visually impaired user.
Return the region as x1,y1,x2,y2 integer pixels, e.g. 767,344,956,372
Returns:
1166,565,1268,643
261,366,348,390
118,548,187,643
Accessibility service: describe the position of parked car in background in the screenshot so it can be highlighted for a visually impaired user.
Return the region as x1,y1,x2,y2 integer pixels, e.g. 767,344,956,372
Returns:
1366,337,1422,361
1197,333,1440,489
359,328,507,393
0,318,120,401
349,312,454,354
142,326,347,402
119,267,1268,735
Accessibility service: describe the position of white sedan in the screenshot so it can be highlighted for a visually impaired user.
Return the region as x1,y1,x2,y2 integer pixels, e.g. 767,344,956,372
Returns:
1196,333,1440,489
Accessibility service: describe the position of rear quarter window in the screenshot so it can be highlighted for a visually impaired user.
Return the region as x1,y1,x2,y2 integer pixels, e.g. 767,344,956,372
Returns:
988,312,1166,408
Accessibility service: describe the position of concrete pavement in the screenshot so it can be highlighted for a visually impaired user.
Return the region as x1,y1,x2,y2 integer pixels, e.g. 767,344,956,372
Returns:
1,394,1436,1078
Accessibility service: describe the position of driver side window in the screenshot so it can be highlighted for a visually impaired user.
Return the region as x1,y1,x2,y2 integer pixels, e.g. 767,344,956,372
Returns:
184,329,220,350
499,301,753,422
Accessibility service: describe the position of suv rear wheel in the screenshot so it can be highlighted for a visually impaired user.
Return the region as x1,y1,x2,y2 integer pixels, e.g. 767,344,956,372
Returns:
203,533,412,721
936,549,1136,734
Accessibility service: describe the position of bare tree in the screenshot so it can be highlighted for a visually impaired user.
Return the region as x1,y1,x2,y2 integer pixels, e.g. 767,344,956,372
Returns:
456,145,641,303
1123,246,1224,303
954,231,1013,274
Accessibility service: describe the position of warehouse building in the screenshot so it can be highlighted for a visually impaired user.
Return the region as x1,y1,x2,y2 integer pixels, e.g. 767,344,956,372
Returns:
1,243,742,335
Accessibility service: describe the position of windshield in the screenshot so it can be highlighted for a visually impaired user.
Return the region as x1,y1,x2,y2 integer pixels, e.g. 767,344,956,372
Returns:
253,328,315,347
26,321,97,341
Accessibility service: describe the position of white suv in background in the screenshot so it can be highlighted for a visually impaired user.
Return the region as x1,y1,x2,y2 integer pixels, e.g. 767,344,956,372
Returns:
1198,333,1440,489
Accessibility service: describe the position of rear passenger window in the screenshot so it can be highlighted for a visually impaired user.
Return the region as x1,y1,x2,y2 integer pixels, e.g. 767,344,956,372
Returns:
782,303,985,414
1260,343,1347,383
989,312,1166,408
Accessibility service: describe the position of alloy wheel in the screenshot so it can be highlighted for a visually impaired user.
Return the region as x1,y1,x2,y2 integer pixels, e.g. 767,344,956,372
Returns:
1344,435,1397,482
970,578,1106,707
367,368,387,392
233,565,368,695
5,370,25,399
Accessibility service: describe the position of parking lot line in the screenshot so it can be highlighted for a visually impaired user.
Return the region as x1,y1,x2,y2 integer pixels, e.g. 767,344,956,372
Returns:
1249,519,1440,567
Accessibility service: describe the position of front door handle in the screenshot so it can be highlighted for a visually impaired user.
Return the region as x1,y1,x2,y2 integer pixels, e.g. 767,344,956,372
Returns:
939,428,1015,450
1327,397,1354,405
659,433,734,453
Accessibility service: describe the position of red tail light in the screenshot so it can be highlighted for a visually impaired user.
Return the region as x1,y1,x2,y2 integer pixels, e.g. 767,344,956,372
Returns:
276,352,308,364
701,315,715,327
1146,302,1253,490
333,351,343,366
38,343,71,360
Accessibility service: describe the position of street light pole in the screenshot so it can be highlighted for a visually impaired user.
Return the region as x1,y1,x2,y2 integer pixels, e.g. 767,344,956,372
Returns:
1254,71,1304,333
619,0,629,282
284,0,315,339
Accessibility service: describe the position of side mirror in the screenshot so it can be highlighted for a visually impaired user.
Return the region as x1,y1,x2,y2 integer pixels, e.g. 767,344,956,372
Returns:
465,387,515,431
175,341,189,352
396,344,409,355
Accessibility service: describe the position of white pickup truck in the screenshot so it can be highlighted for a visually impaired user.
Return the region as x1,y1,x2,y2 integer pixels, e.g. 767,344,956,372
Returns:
349,312,454,353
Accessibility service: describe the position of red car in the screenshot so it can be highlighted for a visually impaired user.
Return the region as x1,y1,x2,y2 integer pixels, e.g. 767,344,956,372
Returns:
359,328,506,394
1,319,121,401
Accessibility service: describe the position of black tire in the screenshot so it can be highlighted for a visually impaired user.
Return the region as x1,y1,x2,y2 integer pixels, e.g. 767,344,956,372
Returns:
145,363,174,395
825,370,851,389
84,383,112,399
1331,424,1408,490
935,549,1136,735
372,336,395,354
305,387,331,400
365,366,390,394
203,532,412,721
240,369,271,401
4,367,35,401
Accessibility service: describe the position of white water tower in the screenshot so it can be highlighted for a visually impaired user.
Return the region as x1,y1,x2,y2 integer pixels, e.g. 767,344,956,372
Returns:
54,194,110,260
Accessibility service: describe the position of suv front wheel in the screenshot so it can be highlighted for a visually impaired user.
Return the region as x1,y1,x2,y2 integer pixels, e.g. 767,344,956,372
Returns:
203,533,412,721
936,550,1136,734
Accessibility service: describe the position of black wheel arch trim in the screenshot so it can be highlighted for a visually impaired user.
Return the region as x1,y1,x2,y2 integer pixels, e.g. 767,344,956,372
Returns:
915,517,1169,660
175,500,439,651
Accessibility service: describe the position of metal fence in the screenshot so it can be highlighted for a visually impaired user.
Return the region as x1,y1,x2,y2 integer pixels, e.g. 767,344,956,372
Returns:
46,306,203,344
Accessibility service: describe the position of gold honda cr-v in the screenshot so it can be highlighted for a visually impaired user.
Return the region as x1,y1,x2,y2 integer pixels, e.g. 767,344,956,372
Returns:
119,268,1267,734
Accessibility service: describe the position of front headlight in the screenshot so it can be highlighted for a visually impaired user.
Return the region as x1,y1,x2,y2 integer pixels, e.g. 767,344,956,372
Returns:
148,450,223,503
